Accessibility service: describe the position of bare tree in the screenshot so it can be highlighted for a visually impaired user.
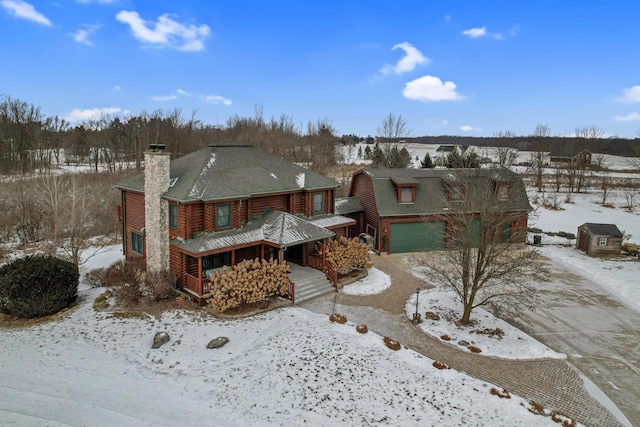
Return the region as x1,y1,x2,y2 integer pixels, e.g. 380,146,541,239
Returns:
492,130,517,138
375,113,411,168
412,170,544,323
492,146,518,169
575,125,605,139
303,118,338,173
531,124,551,191
600,172,611,205
622,181,638,211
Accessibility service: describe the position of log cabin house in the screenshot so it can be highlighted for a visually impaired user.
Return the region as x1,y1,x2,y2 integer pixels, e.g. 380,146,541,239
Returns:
116,143,354,301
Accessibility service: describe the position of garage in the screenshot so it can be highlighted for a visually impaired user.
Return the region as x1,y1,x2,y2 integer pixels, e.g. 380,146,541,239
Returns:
389,221,445,253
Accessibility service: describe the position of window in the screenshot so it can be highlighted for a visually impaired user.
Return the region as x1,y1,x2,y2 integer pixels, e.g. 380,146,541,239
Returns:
598,237,607,246
450,184,464,201
169,204,178,229
131,231,143,255
496,184,511,200
400,187,413,203
313,192,324,214
203,252,231,271
217,204,231,229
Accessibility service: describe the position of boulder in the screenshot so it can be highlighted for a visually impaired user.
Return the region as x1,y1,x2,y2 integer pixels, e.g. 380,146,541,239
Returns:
207,337,229,349
151,332,170,349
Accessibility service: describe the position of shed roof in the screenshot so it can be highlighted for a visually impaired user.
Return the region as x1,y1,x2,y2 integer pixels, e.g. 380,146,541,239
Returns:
334,197,364,214
360,168,532,217
580,223,623,237
116,144,338,202
172,210,336,255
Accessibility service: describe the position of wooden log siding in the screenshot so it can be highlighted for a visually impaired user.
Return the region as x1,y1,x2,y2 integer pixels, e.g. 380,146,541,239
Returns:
123,190,146,262
349,172,380,239
249,194,288,218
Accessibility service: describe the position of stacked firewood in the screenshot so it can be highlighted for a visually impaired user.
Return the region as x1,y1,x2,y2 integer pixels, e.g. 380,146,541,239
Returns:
204,258,290,312
325,237,373,275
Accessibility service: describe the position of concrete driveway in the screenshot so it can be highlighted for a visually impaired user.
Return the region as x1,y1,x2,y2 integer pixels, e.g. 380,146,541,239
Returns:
512,256,640,426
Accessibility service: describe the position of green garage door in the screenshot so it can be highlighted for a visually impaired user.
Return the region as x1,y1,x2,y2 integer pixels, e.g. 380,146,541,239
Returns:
389,221,445,253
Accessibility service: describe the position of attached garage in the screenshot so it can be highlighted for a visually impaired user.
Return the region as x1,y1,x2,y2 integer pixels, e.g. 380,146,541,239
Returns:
389,221,445,253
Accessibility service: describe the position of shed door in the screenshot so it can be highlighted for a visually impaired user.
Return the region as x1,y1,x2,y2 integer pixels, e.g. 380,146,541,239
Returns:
389,221,445,253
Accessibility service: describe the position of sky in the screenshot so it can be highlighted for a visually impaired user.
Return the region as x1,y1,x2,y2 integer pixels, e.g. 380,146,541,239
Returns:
2,1,640,139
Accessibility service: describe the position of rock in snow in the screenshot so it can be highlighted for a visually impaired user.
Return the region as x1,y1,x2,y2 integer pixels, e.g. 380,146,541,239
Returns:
151,332,170,349
207,337,229,349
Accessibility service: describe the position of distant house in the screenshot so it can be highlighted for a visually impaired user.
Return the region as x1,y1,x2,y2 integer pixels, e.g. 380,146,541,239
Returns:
116,144,355,301
549,148,592,167
347,168,532,254
576,223,622,256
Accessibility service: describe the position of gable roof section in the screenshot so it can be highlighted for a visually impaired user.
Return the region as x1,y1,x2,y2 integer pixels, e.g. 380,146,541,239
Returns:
580,223,622,237
172,209,336,256
116,144,338,202
362,168,532,217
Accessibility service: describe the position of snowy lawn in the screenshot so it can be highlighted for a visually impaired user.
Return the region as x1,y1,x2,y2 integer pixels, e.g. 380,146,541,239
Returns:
404,287,565,360
341,267,391,295
0,290,559,426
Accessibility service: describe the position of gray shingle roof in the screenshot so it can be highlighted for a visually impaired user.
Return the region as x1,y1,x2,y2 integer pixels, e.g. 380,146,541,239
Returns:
116,144,338,201
334,197,363,214
363,168,532,217
581,223,622,237
172,209,336,255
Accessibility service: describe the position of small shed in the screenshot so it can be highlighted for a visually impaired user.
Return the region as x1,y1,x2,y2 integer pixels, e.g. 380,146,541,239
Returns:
576,223,623,256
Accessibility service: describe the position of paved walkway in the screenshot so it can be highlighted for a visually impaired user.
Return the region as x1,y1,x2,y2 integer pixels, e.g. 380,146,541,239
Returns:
301,254,625,427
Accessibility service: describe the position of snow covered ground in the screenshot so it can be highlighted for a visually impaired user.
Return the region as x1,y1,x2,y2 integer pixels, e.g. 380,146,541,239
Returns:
0,250,558,426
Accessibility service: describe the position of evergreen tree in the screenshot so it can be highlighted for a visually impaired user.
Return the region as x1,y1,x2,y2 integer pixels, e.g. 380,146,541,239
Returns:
420,152,434,168
357,146,363,159
363,145,372,159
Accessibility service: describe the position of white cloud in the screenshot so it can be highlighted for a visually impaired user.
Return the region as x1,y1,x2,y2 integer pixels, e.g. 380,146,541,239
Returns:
69,24,101,46
462,25,518,40
379,42,428,75
0,0,52,26
460,125,482,132
462,27,486,38
615,86,640,103
64,107,127,123
152,89,231,106
613,112,640,122
77,0,117,3
112,85,121,91
403,75,463,102
205,95,232,106
152,94,177,101
116,10,210,52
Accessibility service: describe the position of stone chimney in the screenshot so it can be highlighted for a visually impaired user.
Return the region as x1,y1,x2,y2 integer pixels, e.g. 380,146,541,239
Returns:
144,145,170,273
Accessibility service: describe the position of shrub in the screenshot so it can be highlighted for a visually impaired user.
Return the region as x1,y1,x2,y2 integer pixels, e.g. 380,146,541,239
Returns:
102,259,176,306
0,255,78,318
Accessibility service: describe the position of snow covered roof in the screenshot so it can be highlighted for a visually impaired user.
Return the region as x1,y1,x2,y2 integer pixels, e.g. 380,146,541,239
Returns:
116,144,338,202
306,214,356,229
334,197,363,214
172,209,335,255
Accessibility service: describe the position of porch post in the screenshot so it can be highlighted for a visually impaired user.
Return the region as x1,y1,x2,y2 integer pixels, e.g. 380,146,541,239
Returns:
231,250,236,266
260,245,265,260
197,257,203,295
321,239,326,269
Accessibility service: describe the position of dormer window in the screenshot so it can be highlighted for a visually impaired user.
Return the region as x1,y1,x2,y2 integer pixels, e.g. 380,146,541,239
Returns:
494,182,512,200
400,186,413,203
449,184,465,201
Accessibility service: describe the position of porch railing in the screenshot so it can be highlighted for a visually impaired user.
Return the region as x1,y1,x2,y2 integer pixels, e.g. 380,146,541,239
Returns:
325,263,338,288
286,281,295,303
184,273,211,297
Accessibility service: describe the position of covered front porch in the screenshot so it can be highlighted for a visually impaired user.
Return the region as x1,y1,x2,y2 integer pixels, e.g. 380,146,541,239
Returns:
172,210,337,300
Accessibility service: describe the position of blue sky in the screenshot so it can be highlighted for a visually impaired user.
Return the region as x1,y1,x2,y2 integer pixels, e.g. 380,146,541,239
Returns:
2,0,640,138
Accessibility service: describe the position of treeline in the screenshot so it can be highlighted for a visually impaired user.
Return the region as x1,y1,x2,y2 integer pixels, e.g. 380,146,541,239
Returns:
0,96,342,175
